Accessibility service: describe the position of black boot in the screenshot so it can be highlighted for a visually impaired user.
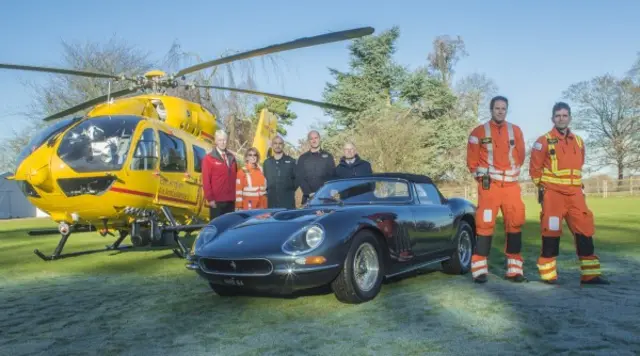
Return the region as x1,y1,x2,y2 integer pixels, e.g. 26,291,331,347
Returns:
505,274,527,283
474,274,488,284
581,276,610,285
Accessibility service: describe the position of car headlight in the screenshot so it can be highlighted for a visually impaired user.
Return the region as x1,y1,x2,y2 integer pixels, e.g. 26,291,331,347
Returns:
192,225,218,255
281,224,325,255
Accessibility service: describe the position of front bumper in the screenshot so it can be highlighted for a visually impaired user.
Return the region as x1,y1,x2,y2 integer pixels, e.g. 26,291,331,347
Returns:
186,255,342,294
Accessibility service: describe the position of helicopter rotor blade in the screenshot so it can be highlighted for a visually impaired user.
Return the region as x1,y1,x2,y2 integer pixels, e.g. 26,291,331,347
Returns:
0,63,125,80
175,27,375,78
43,87,137,122
194,85,357,112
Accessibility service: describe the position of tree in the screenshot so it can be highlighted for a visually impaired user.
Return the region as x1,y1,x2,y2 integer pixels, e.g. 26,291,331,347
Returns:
320,27,478,182
562,74,640,181
455,72,499,121
399,67,457,121
250,97,297,136
0,36,155,172
322,27,407,130
628,51,640,80
0,37,290,173
162,40,286,152
427,35,468,87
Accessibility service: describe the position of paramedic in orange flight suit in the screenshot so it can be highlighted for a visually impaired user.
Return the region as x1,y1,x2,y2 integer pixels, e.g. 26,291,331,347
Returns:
467,96,526,284
235,147,267,210
529,102,609,285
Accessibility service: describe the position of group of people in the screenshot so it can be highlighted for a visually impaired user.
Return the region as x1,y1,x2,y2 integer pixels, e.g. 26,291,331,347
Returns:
200,94,609,286
467,96,608,286
200,129,373,217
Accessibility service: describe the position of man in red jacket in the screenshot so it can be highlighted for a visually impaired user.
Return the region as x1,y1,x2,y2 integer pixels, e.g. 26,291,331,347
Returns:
202,130,237,220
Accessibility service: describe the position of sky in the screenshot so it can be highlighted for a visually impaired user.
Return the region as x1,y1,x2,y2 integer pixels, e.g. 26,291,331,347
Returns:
1,0,638,175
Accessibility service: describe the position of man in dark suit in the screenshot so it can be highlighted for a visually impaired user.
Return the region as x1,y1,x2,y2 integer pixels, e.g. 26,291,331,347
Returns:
263,136,297,209
296,130,336,205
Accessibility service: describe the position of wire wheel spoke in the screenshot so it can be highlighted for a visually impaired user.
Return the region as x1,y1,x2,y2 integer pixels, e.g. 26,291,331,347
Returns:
353,242,379,292
458,231,472,267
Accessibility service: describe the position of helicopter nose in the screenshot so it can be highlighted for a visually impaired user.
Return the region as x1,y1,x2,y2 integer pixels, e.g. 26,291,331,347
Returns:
25,163,54,192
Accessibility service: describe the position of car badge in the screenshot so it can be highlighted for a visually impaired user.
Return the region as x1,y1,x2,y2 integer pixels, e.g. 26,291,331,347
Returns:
230,261,237,270
237,240,243,245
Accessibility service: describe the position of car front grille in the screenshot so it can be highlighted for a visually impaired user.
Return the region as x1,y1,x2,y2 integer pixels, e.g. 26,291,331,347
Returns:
199,258,273,276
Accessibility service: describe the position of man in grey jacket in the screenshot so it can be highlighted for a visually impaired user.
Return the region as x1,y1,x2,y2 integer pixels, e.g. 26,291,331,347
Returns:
263,136,297,209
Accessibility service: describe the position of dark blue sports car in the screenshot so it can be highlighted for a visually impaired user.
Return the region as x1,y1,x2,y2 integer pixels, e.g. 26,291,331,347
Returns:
186,173,477,304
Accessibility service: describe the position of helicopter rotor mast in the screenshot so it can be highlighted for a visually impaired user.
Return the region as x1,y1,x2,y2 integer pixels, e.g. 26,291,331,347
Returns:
0,26,375,121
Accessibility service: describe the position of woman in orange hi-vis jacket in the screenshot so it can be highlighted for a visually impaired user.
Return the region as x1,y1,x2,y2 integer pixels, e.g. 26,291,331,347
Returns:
466,96,527,284
529,102,609,285
235,147,267,210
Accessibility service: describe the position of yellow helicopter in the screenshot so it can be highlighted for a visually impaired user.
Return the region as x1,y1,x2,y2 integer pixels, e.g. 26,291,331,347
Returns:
2,27,372,261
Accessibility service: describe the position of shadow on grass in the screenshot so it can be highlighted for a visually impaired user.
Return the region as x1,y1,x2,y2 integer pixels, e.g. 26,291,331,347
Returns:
1,204,639,355
468,212,640,355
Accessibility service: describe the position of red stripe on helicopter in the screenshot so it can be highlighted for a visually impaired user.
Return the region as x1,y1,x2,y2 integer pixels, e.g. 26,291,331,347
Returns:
109,187,198,206
201,131,214,139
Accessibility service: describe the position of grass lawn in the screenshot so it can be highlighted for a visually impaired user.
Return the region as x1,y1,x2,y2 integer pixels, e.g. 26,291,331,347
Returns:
1,196,639,355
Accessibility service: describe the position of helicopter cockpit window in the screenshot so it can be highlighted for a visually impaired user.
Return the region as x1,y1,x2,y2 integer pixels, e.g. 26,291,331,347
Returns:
159,131,187,172
130,128,158,171
16,117,80,169
56,115,140,173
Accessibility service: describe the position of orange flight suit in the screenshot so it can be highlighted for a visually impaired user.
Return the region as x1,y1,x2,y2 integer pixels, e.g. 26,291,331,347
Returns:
529,127,603,283
467,120,526,280
235,165,267,210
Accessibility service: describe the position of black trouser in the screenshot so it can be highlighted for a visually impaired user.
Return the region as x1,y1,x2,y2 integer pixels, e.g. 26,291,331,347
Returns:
209,201,235,221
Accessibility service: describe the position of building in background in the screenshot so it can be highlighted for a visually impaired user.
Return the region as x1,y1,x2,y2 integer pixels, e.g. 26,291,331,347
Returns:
0,172,48,219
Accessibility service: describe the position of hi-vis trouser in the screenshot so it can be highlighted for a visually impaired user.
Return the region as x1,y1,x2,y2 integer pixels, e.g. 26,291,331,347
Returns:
534,133,602,283
471,122,525,280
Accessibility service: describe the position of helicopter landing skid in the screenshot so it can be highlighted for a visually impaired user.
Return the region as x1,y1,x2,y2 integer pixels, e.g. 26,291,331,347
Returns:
159,206,206,259
33,230,132,261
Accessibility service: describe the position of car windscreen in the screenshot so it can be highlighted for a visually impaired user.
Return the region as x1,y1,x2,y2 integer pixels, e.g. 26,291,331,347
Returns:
308,179,411,205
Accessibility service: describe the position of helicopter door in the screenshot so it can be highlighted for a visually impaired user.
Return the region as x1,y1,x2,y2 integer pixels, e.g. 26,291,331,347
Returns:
191,144,208,220
156,131,196,213
127,127,161,202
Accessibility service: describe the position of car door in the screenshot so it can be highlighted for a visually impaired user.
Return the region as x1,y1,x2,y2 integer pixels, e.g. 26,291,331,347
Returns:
408,183,455,256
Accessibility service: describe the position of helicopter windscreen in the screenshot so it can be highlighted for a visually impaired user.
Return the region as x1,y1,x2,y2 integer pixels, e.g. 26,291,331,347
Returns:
15,117,81,169
56,115,141,173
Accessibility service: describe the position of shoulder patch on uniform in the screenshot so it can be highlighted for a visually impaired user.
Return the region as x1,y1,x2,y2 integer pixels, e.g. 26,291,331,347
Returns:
468,135,479,144
533,142,543,151
547,138,558,144
480,137,492,144
322,154,328,158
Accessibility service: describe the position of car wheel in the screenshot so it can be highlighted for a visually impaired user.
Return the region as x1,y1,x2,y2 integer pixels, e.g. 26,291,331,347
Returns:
441,220,474,275
209,282,240,297
331,230,384,304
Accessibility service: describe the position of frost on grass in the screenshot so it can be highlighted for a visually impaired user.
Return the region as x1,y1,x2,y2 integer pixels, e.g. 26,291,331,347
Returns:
1,251,639,356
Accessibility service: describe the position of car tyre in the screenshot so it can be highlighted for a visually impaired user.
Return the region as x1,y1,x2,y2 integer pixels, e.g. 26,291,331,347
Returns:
209,282,240,297
441,220,475,275
331,230,384,304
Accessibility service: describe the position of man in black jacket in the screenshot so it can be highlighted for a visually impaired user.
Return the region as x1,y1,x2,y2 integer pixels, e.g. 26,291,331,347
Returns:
296,130,336,205
263,136,297,209
335,142,373,178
